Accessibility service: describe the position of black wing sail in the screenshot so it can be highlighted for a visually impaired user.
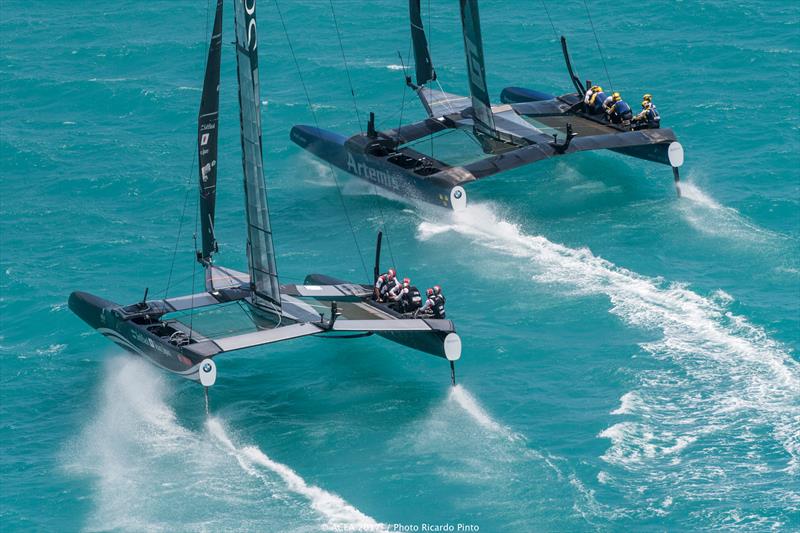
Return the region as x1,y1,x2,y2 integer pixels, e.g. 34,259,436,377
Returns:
198,0,224,263
409,0,435,86
233,0,281,312
458,0,496,138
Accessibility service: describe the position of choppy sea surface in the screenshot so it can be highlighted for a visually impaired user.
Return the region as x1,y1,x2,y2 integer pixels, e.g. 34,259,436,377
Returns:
1,1,798,531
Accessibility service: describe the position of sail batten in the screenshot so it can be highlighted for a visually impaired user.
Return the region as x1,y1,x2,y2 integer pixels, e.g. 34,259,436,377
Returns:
409,0,435,86
197,0,224,263
458,0,496,138
233,0,281,311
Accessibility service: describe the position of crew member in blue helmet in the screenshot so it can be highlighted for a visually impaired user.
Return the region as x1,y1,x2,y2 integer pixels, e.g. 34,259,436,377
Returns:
632,94,660,130
583,85,606,114
606,92,633,125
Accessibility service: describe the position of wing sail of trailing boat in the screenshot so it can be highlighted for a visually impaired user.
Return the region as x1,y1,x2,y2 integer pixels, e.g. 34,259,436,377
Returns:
409,0,435,87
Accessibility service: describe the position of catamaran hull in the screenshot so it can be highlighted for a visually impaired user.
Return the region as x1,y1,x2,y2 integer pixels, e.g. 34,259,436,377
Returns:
68,291,209,382
290,125,466,210
500,85,677,166
303,273,460,360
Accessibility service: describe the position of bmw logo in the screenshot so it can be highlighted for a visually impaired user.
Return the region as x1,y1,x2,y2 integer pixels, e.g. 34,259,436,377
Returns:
454,190,463,199
202,362,212,373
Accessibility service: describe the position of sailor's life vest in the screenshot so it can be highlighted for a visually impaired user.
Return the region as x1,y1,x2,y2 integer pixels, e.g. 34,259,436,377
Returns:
432,294,446,319
375,275,398,300
610,100,633,123
633,104,661,130
585,90,607,114
400,286,422,313
644,104,660,128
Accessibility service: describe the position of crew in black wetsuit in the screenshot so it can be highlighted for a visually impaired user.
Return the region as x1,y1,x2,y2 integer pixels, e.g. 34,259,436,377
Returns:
374,268,398,302
420,285,446,319
389,278,422,313
632,94,661,130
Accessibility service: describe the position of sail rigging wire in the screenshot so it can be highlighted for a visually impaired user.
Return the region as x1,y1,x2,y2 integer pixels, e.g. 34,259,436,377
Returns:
539,0,559,40
328,1,363,135
396,46,411,138
273,0,370,282
188,196,200,340
163,159,196,299
581,0,614,92
427,0,434,159
164,0,214,300
325,0,399,273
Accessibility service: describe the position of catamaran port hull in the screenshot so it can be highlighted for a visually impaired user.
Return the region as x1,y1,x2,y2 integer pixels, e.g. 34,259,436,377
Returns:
68,291,209,381
291,125,467,210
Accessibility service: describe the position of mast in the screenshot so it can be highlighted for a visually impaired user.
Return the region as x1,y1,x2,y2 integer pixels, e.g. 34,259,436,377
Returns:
458,0,496,138
233,0,281,312
409,0,435,86
197,0,224,264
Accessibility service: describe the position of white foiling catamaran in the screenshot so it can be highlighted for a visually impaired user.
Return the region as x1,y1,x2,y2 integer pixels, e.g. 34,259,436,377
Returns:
69,0,462,398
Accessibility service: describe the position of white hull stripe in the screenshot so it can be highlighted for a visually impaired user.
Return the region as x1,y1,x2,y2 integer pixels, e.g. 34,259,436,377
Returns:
96,327,202,381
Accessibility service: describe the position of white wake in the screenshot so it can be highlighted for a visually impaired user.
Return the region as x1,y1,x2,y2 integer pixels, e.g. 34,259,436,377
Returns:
207,418,383,531
418,202,800,524
449,384,522,443
64,356,381,532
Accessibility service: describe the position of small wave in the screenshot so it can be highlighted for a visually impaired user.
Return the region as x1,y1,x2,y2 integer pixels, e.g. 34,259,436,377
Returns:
35,343,67,356
611,391,640,415
385,64,405,71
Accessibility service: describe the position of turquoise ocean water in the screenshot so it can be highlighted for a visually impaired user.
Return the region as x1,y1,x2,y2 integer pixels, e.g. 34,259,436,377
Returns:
1,1,799,530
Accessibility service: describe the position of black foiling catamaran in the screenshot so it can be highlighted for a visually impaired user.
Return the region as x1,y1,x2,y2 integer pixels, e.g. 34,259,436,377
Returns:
69,0,462,393
291,0,685,210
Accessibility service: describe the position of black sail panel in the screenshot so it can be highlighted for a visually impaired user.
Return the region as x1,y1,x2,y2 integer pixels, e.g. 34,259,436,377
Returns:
233,0,281,311
198,0,224,262
458,0,496,137
409,0,435,86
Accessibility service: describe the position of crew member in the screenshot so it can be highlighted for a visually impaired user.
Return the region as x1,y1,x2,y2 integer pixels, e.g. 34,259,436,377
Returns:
400,279,422,314
632,94,660,129
374,268,398,302
389,278,421,313
583,85,606,114
606,92,633,125
420,285,446,319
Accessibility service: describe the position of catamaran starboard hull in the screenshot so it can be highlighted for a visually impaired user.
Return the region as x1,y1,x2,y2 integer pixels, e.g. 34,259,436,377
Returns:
500,86,683,167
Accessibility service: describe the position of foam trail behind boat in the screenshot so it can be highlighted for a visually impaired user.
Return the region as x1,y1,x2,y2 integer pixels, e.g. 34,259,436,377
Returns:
449,384,522,443
65,355,381,532
63,356,306,531
418,202,800,526
678,179,784,243
207,418,383,531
